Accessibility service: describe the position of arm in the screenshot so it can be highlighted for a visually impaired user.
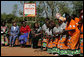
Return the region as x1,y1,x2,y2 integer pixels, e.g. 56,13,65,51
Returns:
10,26,13,35
16,26,20,35
26,25,31,33
20,26,24,35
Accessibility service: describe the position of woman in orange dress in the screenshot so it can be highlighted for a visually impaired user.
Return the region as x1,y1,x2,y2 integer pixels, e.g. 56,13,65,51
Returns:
64,15,80,56
79,9,83,56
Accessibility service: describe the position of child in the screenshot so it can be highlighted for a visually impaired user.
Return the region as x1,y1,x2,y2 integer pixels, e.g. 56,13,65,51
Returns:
1,22,8,46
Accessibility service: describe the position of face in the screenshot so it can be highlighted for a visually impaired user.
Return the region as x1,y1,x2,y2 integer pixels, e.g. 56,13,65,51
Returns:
78,21,83,27
56,24,59,28
51,21,54,25
81,15,83,19
13,22,16,26
46,21,48,24
23,22,26,26
81,10,83,14
35,23,39,28
2,22,5,26
58,19,63,24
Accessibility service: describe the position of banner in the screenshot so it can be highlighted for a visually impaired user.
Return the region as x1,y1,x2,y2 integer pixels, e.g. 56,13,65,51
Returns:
23,3,36,17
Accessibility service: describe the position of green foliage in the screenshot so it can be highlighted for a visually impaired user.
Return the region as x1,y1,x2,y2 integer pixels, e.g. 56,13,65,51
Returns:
72,1,83,17
12,4,18,16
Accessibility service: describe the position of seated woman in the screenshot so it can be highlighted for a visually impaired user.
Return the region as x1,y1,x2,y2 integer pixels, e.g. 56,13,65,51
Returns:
9,21,19,47
1,22,8,46
19,21,31,48
30,22,42,49
42,18,50,50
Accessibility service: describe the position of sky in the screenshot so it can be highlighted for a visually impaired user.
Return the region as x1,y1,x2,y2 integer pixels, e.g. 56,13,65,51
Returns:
1,1,23,17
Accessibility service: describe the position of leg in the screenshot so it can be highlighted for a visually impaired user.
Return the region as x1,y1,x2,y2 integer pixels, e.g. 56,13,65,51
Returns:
31,38,33,48
12,35,18,46
4,36,8,45
9,36,13,46
1,35,5,45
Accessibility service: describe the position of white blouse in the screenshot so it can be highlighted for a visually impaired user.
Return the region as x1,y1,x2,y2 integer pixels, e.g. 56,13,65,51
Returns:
58,22,66,33
45,28,53,36
13,26,16,30
42,24,47,32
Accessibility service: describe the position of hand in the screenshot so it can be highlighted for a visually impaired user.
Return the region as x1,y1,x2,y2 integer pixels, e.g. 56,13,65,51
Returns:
13,34,16,36
40,30,43,34
21,33,24,35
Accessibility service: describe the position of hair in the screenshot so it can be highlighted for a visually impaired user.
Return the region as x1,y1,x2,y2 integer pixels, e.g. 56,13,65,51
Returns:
65,13,71,22
2,22,6,26
12,20,16,24
79,9,83,13
21,21,26,24
33,22,39,29
71,14,77,20
45,17,50,21
50,20,56,29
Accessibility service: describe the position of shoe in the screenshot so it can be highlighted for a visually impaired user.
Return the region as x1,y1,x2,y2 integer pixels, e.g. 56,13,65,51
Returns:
12,45,14,47
5,42,8,46
9,45,12,47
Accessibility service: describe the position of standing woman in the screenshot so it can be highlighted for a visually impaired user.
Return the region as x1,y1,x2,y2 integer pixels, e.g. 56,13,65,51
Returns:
9,21,19,47
1,22,8,46
19,21,31,48
64,14,80,56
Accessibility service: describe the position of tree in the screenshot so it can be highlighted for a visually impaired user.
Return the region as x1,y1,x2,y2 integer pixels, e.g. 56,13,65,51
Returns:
72,1,83,17
12,4,18,16
1,13,7,22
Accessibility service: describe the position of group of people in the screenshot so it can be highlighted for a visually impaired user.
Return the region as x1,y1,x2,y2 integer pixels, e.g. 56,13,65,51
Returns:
1,9,83,56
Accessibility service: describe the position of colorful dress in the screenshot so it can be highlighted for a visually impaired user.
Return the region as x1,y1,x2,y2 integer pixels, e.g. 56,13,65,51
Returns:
80,24,83,56
65,19,80,55
42,24,48,48
56,22,68,55
45,29,53,53
75,17,80,27
52,26,60,54
19,25,31,44
1,26,8,45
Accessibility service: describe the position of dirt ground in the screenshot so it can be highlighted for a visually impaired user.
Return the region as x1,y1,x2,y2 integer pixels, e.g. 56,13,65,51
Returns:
1,39,56,56
1,46,55,56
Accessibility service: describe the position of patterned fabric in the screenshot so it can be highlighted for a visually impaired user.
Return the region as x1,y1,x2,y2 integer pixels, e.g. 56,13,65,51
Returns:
42,42,47,47
42,24,47,32
47,48,52,53
80,24,83,56
75,17,80,26
1,26,8,45
20,25,31,33
19,33,28,44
